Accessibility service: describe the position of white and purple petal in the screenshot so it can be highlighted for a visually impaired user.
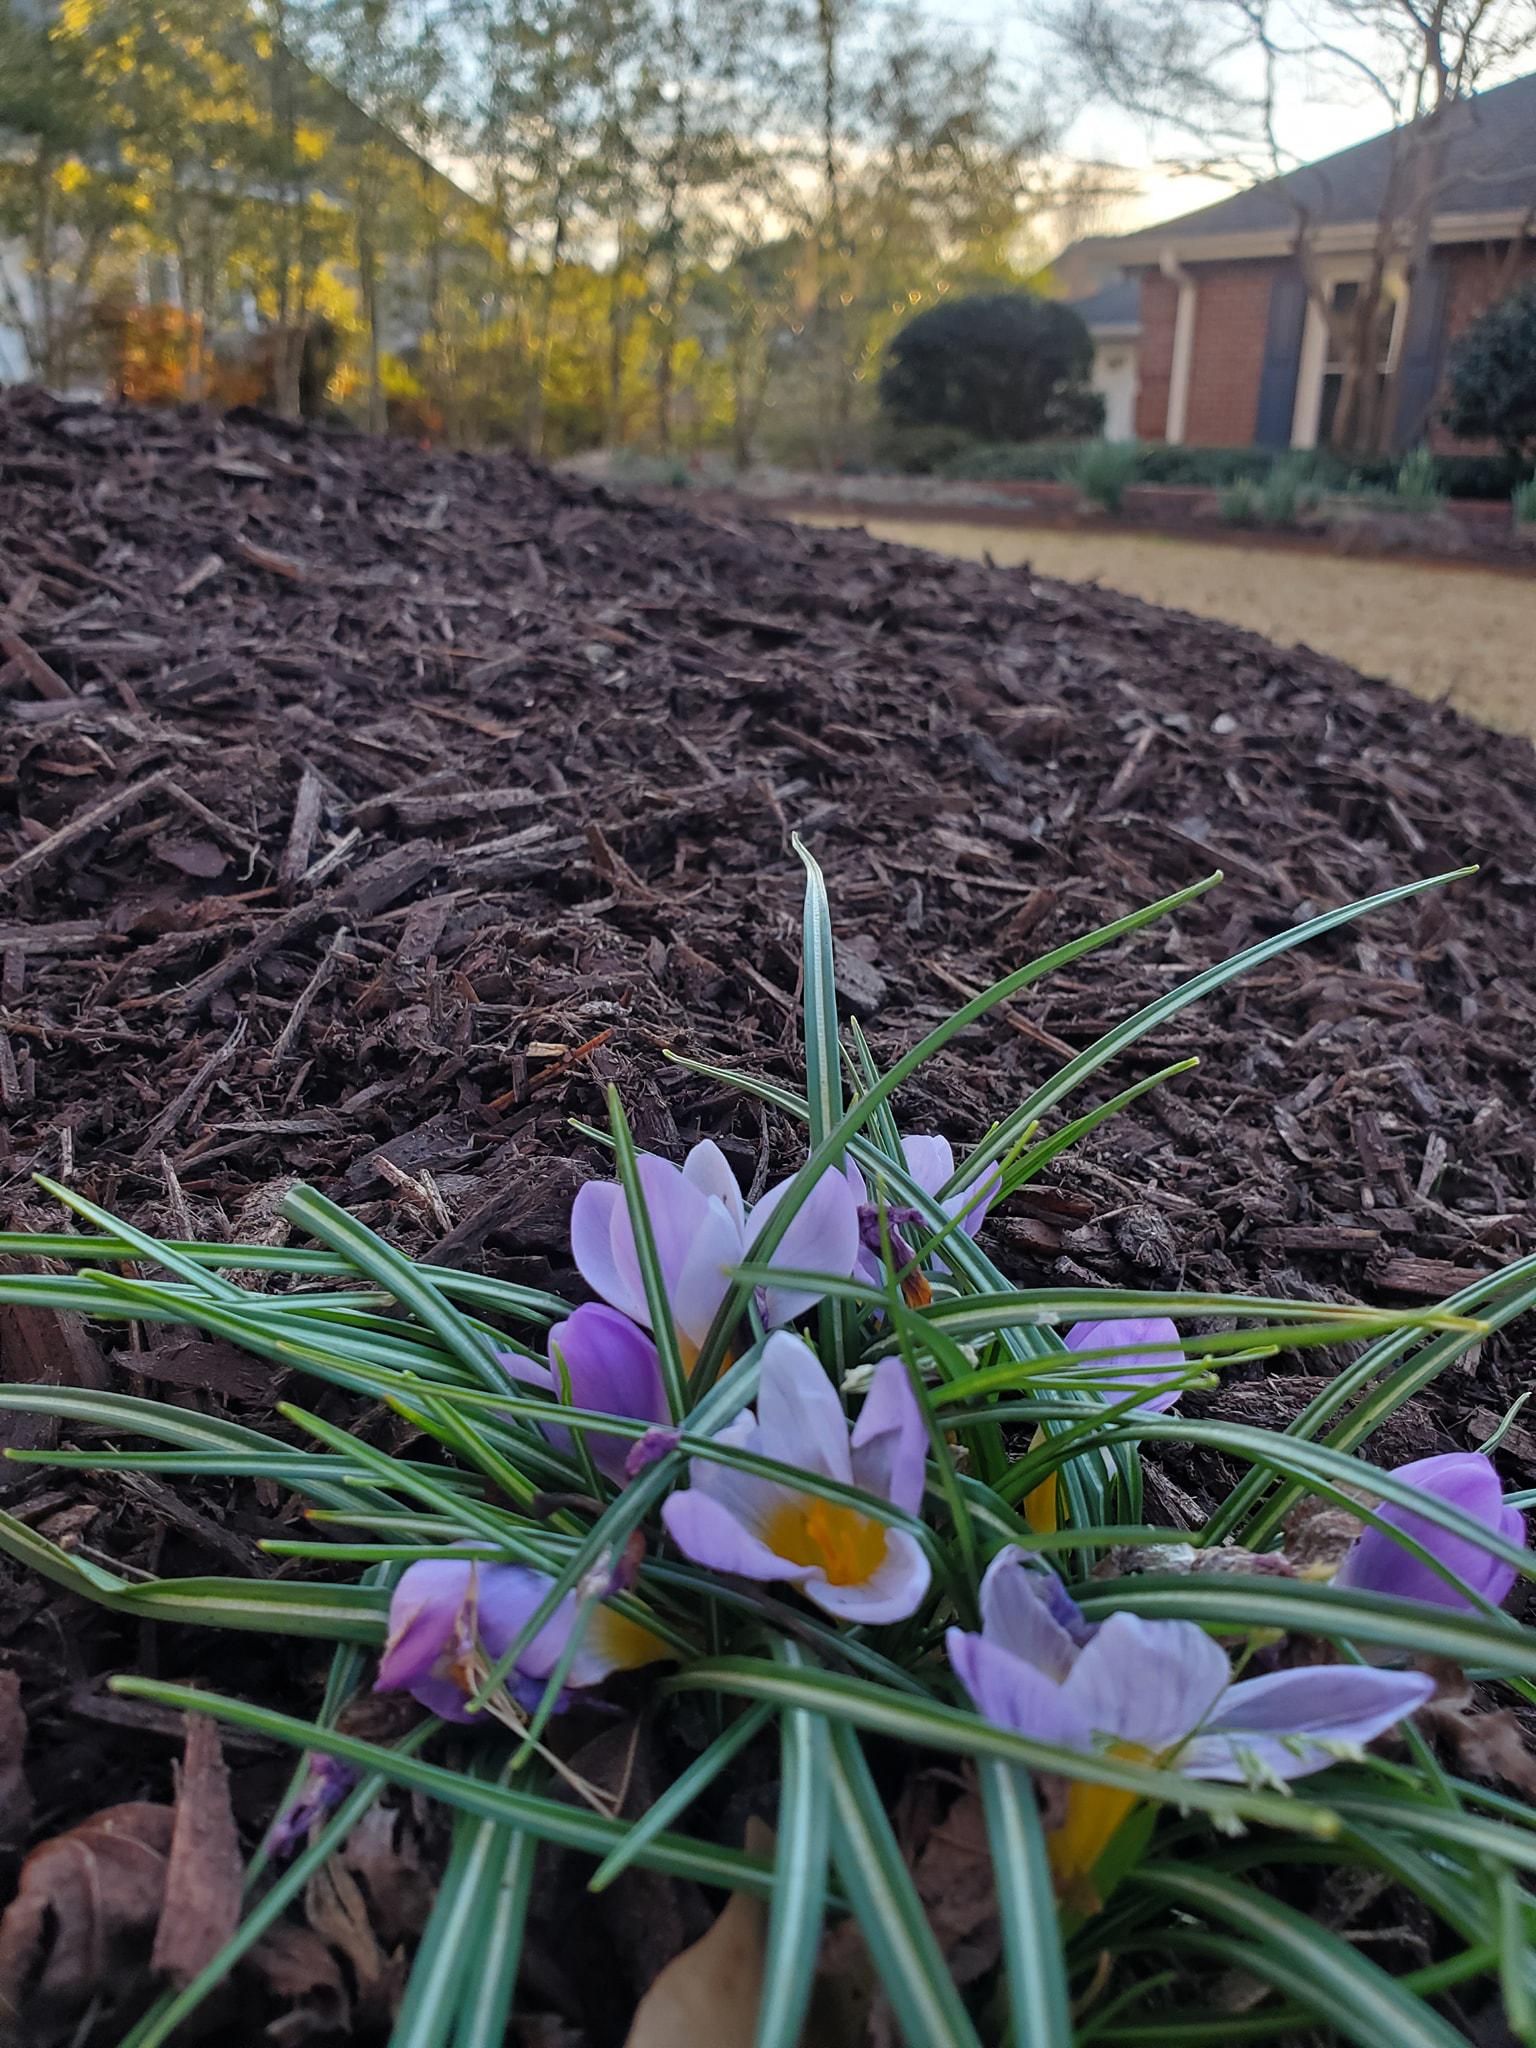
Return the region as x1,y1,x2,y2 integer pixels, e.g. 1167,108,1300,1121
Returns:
375,1557,480,1720
947,1627,1096,1752
1062,1613,1229,1754
850,1356,928,1514
682,1139,746,1236
901,1135,956,1199
571,1179,649,1325
1066,1317,1187,1414
748,1167,861,1327
755,1329,854,1484
661,1486,811,1585
977,1548,1088,1682
1181,1663,1435,1780
803,1526,931,1623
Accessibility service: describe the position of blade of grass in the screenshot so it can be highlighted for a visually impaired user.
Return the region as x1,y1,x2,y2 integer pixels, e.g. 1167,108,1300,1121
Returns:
685,872,1227,1388
976,1757,1072,2048
756,1642,831,2048
111,1676,776,1893
390,1756,528,2048
1134,1865,1468,2048
454,1813,539,2048
826,1718,984,2048
944,866,1475,1200
795,833,854,1391
588,1702,775,1892
605,1085,689,1419
668,1657,1340,1841
1076,1572,1536,1675
280,1184,506,1392
1218,1251,1536,1551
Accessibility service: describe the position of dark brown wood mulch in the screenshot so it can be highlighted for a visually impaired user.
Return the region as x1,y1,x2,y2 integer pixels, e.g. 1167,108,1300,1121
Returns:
0,385,1534,2042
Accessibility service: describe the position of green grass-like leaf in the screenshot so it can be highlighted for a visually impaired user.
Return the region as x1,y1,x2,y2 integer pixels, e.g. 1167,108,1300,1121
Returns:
756,1644,832,2048
1134,1864,1469,2048
827,1718,984,2048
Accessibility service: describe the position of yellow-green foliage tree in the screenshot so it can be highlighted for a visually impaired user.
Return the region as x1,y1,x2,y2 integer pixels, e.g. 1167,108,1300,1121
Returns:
0,0,1087,453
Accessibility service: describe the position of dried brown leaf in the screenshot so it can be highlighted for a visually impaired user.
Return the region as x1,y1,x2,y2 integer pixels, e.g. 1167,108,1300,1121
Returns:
622,1819,771,2048
1417,1660,1536,1795
151,1712,244,1985
0,1674,32,1867
250,1922,351,2047
0,1802,172,2046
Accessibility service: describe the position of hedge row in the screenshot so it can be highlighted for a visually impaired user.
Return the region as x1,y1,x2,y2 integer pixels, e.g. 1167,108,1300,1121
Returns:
863,424,1530,500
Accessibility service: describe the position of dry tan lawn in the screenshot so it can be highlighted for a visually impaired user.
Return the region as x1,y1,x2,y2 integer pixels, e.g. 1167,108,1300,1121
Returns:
797,514,1536,738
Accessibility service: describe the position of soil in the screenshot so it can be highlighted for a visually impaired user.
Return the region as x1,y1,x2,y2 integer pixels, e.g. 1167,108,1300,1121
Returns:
794,511,1536,737
2,386,1536,2043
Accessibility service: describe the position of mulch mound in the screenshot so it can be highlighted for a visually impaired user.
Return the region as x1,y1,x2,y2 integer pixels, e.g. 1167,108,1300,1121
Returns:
2,385,1536,2039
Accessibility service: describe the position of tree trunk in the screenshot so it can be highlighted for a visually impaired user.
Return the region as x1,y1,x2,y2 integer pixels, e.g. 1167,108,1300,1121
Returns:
528,196,568,458
1374,108,1451,453
815,0,851,464
357,198,386,435
605,239,632,447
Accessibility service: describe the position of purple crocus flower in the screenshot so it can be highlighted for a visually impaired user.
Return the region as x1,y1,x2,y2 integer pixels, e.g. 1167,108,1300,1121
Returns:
948,1548,1432,1895
847,1135,999,1299
661,1331,931,1623
1334,1452,1527,1613
375,1556,668,1723
502,1303,668,1482
1023,1317,1189,1535
1062,1317,1187,1414
572,1140,859,1366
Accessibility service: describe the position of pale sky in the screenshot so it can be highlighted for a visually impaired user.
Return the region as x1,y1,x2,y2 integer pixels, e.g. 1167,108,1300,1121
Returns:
914,0,1418,231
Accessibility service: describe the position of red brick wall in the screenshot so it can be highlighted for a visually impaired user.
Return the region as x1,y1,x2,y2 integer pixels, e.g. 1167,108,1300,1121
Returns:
1134,271,1178,440
1427,241,1536,452
1180,259,1285,445
1133,260,1282,444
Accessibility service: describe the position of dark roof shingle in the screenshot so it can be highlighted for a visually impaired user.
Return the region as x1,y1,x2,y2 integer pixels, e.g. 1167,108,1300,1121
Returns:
1146,69,1536,237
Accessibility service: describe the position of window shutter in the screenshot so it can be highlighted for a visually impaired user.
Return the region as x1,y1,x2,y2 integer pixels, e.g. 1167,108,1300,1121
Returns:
1254,266,1309,447
1389,256,1452,451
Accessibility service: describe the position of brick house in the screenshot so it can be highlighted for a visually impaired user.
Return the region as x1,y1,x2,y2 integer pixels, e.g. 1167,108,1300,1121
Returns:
1091,68,1536,453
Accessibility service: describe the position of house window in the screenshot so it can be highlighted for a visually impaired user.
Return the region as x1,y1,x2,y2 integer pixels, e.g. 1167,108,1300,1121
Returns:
1317,279,1398,446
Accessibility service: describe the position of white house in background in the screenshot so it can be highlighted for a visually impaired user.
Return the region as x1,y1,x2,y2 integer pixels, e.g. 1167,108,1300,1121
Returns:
0,245,33,383
1042,237,1142,439
1069,276,1141,439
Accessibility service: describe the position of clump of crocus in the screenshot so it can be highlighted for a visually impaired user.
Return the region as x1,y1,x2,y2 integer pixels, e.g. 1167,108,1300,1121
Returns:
1023,1316,1188,1535
661,1331,931,1622
572,1139,859,1368
847,1135,999,1305
1334,1451,1527,1613
375,1555,668,1723
502,1303,668,1483
948,1549,1433,1904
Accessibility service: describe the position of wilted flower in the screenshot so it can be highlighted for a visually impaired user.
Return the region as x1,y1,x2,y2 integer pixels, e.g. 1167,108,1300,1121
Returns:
847,1135,999,1304
1334,1451,1527,1613
661,1330,931,1622
264,1752,359,1857
572,1139,859,1367
1023,1316,1188,1535
948,1548,1432,1899
375,1555,668,1723
501,1303,668,1482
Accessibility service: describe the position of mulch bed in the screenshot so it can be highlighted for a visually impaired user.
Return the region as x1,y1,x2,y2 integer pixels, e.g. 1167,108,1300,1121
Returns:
2,384,1536,2042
